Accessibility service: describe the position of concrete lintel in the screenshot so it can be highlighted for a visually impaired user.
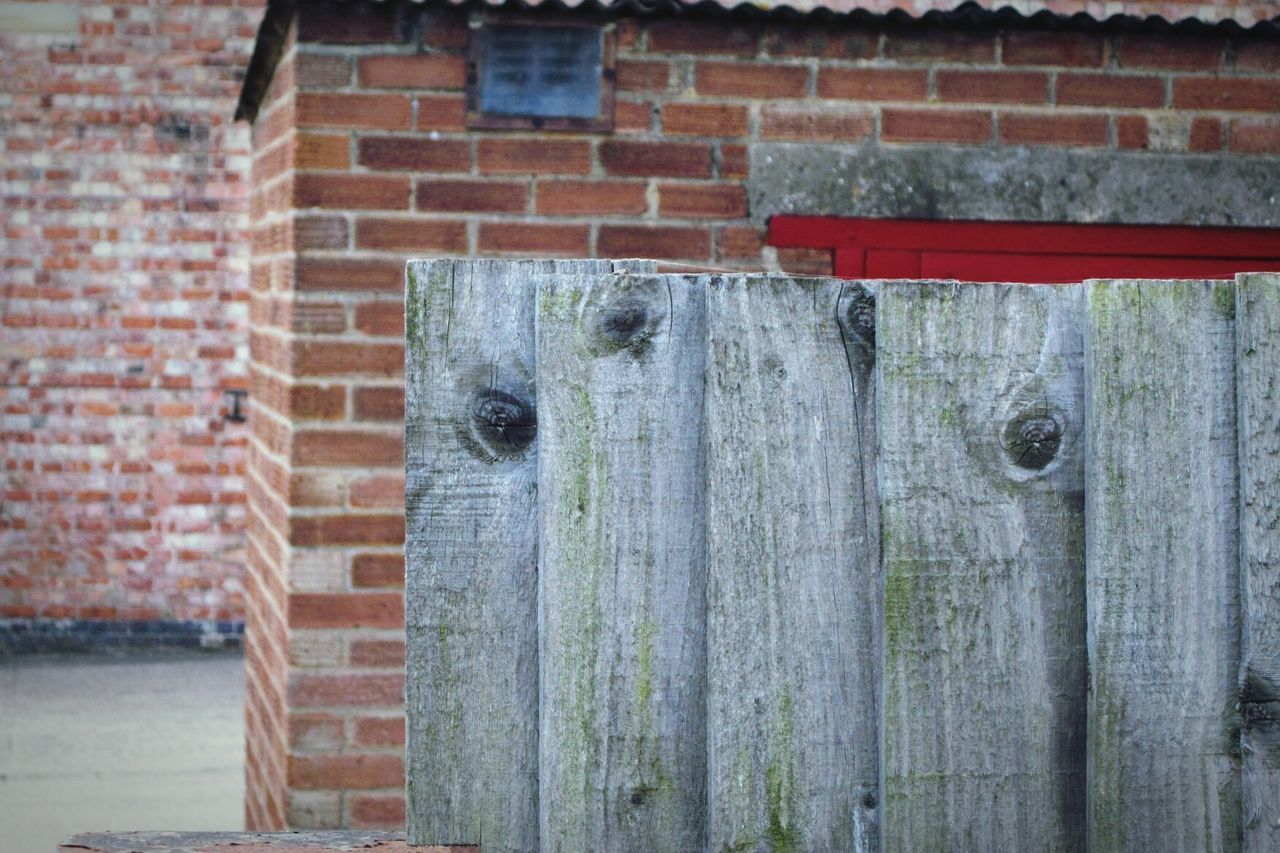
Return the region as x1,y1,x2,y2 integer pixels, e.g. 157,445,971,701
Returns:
748,143,1280,228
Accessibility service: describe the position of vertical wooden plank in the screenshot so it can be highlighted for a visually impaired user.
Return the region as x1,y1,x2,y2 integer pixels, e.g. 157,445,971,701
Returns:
1085,279,1241,852
878,282,1087,852
1237,272,1280,853
705,276,881,852
405,258,620,851
537,272,706,851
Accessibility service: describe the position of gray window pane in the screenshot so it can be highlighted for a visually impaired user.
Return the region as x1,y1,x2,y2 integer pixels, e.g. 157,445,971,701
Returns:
479,25,603,120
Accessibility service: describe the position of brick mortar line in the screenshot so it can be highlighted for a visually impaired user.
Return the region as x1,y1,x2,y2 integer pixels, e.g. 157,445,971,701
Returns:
245,445,294,503
240,558,289,637
242,630,290,698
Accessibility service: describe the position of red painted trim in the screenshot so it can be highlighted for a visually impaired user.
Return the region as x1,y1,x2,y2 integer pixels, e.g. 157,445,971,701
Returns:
866,249,921,278
833,248,865,278
918,252,1273,283
771,216,862,249
769,216,1280,282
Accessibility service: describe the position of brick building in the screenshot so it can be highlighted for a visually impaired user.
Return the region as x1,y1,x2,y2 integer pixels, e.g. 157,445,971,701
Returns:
2,0,1278,836
234,0,1280,831
1,0,263,646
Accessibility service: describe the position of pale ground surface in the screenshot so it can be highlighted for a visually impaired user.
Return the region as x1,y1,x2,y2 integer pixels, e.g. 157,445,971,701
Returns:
0,652,244,853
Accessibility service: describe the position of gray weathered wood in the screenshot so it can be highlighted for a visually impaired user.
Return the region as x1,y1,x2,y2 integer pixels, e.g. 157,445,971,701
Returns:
877,282,1088,852
1237,272,1280,853
536,272,706,852
405,263,1265,852
1085,279,1241,852
405,258,621,850
705,275,881,852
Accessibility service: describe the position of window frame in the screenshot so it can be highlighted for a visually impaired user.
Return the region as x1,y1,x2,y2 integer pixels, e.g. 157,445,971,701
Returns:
466,16,616,133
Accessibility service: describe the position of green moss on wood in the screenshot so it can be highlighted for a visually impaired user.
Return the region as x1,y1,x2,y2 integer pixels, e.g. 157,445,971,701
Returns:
884,560,911,654
405,263,420,344
1212,281,1236,319
764,689,801,853
636,618,655,708
1088,281,1117,332
539,282,584,329
548,360,608,843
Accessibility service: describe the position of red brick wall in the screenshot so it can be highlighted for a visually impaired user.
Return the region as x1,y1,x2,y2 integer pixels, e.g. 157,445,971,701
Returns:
1,0,262,624
244,1,1280,831
246,21,410,830
245,19,297,830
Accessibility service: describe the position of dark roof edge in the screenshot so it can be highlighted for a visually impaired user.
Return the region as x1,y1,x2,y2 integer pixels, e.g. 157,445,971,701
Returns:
235,0,1280,123
236,0,297,123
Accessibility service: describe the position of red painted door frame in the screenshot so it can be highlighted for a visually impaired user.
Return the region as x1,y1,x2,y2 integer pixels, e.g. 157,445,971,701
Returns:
769,216,1280,283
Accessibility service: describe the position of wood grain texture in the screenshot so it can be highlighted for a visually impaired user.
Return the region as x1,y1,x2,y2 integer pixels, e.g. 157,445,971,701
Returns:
705,276,881,852
405,265,1261,852
1237,272,1280,853
1085,279,1241,853
877,282,1088,852
405,259,623,851
536,272,706,852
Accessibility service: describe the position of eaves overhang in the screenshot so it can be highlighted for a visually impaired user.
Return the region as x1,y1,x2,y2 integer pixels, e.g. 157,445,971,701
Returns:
235,0,1280,122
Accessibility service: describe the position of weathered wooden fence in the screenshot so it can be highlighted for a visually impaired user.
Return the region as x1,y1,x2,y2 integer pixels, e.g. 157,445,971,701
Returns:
404,260,1280,853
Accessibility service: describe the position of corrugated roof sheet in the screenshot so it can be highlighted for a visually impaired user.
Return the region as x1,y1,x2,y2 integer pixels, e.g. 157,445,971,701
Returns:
369,0,1279,28
774,2,1274,26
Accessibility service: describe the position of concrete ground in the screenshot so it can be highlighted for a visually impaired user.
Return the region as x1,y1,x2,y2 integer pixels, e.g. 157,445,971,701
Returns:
0,652,245,853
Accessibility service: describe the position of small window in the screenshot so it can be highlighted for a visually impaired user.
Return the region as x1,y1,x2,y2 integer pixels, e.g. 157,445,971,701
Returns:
467,20,615,131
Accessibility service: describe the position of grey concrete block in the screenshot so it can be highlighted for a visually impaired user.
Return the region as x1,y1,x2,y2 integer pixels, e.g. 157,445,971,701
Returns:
749,143,1280,228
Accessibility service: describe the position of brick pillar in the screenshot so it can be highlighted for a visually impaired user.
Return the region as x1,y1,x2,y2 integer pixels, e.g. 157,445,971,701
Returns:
245,10,412,829
245,20,296,831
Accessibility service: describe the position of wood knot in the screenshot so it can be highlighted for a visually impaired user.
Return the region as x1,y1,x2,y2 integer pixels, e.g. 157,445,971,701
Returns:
837,284,876,374
584,277,666,357
595,298,649,346
760,354,787,383
1242,671,1280,729
460,387,536,461
1001,407,1065,470
840,286,876,349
